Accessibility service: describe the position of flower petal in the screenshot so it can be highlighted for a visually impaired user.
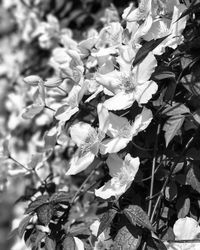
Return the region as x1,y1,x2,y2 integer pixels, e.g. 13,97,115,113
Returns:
74,236,84,250
134,80,158,104
97,103,110,134
66,151,95,175
100,137,130,154
104,92,134,111
106,153,124,177
70,122,95,147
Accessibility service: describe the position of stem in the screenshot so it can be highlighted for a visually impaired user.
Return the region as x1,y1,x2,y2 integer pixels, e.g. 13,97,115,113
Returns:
57,86,68,95
45,105,55,112
150,131,198,223
168,239,200,243
148,123,160,217
71,160,102,204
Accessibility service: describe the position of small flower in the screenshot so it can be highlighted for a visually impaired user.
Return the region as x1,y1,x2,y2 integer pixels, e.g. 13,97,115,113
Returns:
65,104,109,175
100,107,152,154
95,153,140,199
165,217,200,250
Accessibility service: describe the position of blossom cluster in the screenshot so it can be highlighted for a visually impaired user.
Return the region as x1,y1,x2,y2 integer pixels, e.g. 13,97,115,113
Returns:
0,0,193,249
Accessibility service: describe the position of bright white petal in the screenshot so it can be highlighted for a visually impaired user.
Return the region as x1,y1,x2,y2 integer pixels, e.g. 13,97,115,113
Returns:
134,52,157,84
97,103,110,134
106,153,124,177
174,217,200,240
131,107,153,135
70,122,95,147
134,80,158,104
107,112,129,138
100,137,130,154
74,237,84,250
104,92,134,111
66,151,95,175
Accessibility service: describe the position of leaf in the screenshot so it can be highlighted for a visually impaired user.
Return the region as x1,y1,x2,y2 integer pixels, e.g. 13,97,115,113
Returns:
44,127,57,150
153,71,175,81
18,215,32,238
113,225,141,250
146,236,167,250
27,153,43,169
176,196,190,218
162,103,190,116
132,36,168,67
45,237,56,250
36,203,54,225
163,78,177,103
165,181,177,201
186,164,200,193
8,228,18,239
63,235,76,250
163,115,185,147
34,231,46,248
97,208,117,237
24,75,42,86
26,195,49,214
123,205,155,232
44,77,63,88
176,0,200,22
50,191,71,204
22,102,44,120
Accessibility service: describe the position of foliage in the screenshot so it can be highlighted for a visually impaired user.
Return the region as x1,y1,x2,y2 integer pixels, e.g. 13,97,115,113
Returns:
1,0,200,250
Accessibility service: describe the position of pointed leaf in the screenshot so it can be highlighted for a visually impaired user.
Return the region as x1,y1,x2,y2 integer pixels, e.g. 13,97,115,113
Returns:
163,115,185,147
36,203,54,225
97,208,117,237
123,205,155,232
176,1,200,22
45,237,56,250
132,36,168,67
24,75,43,86
44,127,57,150
63,235,76,250
18,215,32,238
186,164,200,193
162,103,190,116
176,197,190,218
153,71,175,81
44,77,63,88
50,191,71,204
26,195,49,214
22,103,44,120
113,225,142,250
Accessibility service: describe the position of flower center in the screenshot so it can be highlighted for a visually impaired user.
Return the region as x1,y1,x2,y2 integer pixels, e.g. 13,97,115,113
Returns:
121,75,135,93
118,124,132,138
79,129,100,156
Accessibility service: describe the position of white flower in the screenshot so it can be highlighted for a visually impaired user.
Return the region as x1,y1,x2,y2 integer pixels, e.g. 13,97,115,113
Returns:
95,51,157,110
165,217,200,250
74,237,84,250
65,104,109,175
95,153,140,199
100,107,152,154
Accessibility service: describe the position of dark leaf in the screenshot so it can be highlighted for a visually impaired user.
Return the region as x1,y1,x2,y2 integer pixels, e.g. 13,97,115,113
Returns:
63,234,76,250
123,205,155,232
18,215,32,238
132,36,168,67
162,103,190,116
147,236,167,250
176,0,200,22
186,164,200,193
163,78,177,103
34,231,46,248
50,191,71,204
163,115,185,147
97,208,117,237
113,225,141,250
37,204,54,225
45,237,56,250
26,195,49,214
153,71,175,81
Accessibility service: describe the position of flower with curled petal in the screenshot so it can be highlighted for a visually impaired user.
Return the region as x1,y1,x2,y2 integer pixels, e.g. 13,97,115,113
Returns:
95,153,140,199
100,107,152,154
65,104,109,175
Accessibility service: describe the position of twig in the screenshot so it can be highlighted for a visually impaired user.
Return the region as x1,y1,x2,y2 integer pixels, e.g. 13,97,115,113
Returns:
148,123,160,217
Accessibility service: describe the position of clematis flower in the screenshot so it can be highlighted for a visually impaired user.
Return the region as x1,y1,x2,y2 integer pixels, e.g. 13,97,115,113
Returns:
90,220,113,250
143,1,187,55
65,104,109,175
165,217,200,250
100,107,152,154
95,51,157,110
95,153,140,199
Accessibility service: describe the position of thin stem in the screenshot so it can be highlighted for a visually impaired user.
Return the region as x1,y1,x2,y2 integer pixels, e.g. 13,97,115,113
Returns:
168,239,200,243
148,123,160,217
45,105,55,112
71,160,103,204
150,131,198,223
57,86,68,95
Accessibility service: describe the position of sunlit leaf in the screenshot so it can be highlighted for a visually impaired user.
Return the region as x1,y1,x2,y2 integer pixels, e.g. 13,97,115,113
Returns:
45,237,56,250
18,215,32,238
36,203,54,225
